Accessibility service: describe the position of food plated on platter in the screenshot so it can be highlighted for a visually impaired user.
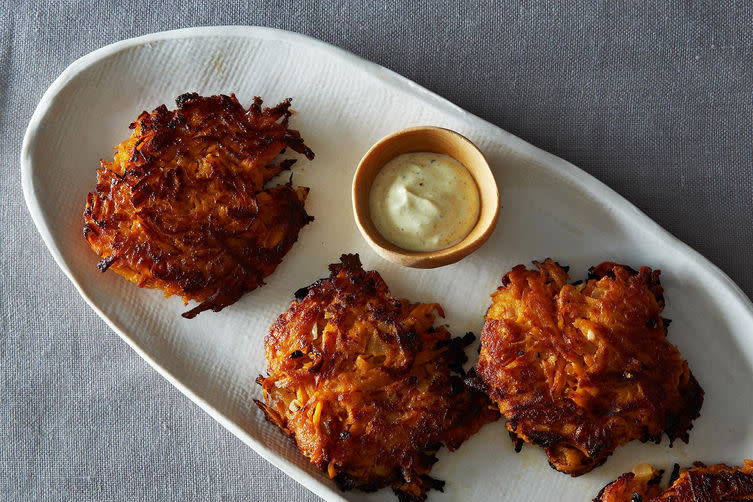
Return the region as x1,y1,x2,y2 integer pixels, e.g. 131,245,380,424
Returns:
593,460,753,501
255,254,498,500
76,91,750,500
78,92,747,501
475,259,703,475
83,93,314,318
23,28,753,502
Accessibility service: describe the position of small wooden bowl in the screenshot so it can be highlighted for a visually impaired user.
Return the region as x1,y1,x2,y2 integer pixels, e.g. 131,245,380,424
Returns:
352,126,500,268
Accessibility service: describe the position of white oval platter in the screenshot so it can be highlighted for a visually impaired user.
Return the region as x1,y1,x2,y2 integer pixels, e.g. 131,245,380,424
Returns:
21,26,753,502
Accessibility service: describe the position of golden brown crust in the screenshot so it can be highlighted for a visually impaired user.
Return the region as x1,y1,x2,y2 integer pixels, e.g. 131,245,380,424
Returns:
255,254,499,501
83,93,314,318
477,259,704,475
594,460,753,501
594,463,666,501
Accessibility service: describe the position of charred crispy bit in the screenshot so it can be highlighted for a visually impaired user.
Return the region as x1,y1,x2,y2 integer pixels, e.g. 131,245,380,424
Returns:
477,259,704,476
83,93,314,318
594,460,753,501
255,254,499,501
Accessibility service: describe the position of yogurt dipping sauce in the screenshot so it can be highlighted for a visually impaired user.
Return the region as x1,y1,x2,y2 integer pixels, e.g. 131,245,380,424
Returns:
368,152,480,252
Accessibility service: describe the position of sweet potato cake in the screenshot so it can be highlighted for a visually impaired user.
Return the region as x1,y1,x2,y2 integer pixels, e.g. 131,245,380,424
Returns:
83,93,314,318
594,460,753,501
476,259,704,475
255,254,499,501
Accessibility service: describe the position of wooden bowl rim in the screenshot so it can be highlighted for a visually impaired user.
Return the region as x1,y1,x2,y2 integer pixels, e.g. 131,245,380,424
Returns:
352,126,500,268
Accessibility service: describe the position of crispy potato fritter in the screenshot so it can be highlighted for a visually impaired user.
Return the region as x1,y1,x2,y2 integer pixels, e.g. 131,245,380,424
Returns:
476,259,704,475
255,254,499,501
594,460,753,501
83,93,314,318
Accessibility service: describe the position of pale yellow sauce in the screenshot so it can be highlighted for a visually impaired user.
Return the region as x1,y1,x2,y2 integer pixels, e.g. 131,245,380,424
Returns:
369,152,480,252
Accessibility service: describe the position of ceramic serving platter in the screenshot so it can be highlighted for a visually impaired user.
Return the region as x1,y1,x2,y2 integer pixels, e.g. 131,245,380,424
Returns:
21,27,753,501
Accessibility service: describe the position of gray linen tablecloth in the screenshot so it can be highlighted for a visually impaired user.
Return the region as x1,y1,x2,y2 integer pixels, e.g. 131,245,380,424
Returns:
2,1,751,500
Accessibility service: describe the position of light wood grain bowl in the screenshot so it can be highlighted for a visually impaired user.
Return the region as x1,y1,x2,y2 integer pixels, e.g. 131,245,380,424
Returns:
352,126,500,268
